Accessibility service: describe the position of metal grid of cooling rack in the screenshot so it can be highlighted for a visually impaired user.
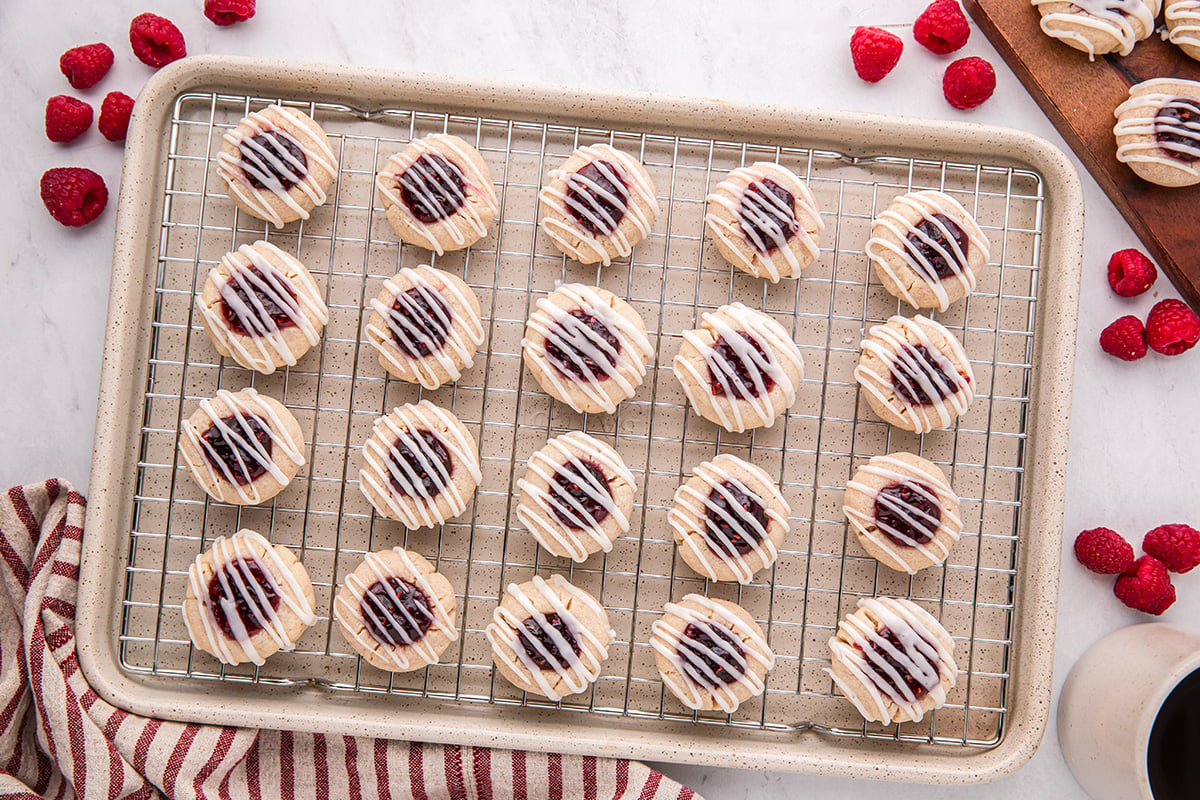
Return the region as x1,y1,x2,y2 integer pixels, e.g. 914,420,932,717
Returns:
119,89,1043,750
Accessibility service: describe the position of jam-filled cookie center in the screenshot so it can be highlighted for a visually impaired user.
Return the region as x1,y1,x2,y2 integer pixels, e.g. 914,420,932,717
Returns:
890,344,960,406
704,480,768,556
904,214,969,280
208,558,280,639
739,178,799,254
545,309,621,380
398,152,468,224
708,332,776,400
519,612,581,670
549,458,612,529
360,576,435,647
239,130,308,191
387,286,452,358
679,621,746,687
565,160,630,235
387,429,453,498
863,626,939,701
201,415,272,485
219,267,299,337
874,482,941,546
1154,98,1200,163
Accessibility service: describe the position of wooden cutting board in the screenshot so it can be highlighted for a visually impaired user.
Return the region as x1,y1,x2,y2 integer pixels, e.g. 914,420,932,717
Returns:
965,0,1200,312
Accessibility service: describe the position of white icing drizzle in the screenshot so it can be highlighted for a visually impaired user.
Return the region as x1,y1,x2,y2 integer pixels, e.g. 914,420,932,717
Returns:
704,163,823,282
217,105,338,229
674,303,803,433
182,529,316,666
826,597,957,724
651,595,774,713
522,284,655,414
854,315,975,434
845,455,962,574
375,135,498,255
671,455,789,585
516,432,635,562
1033,0,1157,58
334,548,458,670
865,191,990,312
358,401,482,529
485,575,613,700
180,388,305,504
1114,80,1200,177
365,266,485,389
539,144,660,266
197,241,329,374
1167,0,1200,51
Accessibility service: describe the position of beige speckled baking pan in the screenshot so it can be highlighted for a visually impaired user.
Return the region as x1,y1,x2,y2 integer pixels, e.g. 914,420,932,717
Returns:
78,55,1082,783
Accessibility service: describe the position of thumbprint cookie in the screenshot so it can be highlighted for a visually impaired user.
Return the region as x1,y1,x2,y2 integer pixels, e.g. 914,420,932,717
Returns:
539,144,660,266
705,162,823,282
178,388,306,505
1032,0,1160,59
364,265,485,389
182,529,316,666
1166,0,1200,61
1115,78,1200,187
216,104,338,228
375,134,499,254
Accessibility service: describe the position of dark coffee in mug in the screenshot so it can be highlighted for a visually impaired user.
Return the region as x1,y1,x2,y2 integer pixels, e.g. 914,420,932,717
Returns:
1147,667,1200,800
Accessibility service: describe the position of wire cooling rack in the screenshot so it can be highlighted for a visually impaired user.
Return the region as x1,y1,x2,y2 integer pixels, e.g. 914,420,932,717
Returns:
120,90,1043,750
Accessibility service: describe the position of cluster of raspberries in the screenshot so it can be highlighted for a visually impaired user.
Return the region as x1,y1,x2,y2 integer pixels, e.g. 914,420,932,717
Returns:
849,1,996,110
41,3,255,227
1075,524,1200,615
1098,249,1200,360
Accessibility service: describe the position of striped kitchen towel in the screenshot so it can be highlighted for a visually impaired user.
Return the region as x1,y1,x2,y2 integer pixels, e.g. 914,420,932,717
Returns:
0,479,702,800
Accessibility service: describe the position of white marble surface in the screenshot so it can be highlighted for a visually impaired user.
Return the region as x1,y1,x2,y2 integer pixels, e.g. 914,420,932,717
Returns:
2,1,1198,797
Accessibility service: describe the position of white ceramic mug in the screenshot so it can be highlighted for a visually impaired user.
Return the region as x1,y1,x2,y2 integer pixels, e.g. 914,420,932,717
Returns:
1058,622,1200,800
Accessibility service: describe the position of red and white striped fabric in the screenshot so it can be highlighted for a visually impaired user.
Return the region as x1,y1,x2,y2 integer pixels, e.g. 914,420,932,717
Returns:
0,479,703,800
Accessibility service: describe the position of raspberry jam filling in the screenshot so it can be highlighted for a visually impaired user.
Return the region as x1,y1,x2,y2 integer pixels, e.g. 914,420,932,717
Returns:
239,130,308,190
545,310,620,380
360,576,435,647
863,626,939,702
201,415,272,485
519,612,581,670
679,621,746,687
874,482,940,546
1154,98,1200,164
705,480,768,556
208,558,279,639
738,178,798,253
387,429,453,498
219,267,298,337
388,287,452,358
549,459,612,529
398,152,468,223
708,333,775,399
565,160,630,235
905,214,969,280
891,344,959,406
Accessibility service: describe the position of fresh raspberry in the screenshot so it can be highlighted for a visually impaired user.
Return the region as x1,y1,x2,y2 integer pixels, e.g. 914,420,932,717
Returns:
39,167,108,227
850,27,904,83
1145,299,1200,356
1107,249,1158,297
98,92,135,141
914,0,972,55
1099,315,1148,361
45,96,93,144
1074,527,1136,574
1113,556,1176,615
129,13,186,68
204,0,256,26
943,56,996,110
59,43,114,90
1143,524,1200,573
